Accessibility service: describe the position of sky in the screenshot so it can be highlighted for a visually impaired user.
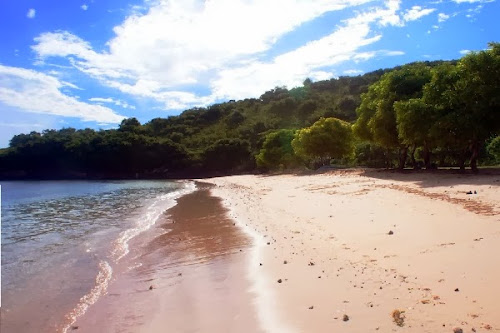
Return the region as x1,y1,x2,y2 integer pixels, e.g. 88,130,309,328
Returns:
0,0,498,147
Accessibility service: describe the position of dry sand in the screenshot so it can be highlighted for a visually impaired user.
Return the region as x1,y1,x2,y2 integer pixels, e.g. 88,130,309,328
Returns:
206,169,500,333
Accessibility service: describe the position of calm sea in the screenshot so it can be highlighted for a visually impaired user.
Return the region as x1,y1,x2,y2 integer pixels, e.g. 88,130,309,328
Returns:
0,180,195,333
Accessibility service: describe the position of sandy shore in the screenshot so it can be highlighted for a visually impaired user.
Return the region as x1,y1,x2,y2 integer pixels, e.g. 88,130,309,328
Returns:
206,170,500,332
71,182,261,333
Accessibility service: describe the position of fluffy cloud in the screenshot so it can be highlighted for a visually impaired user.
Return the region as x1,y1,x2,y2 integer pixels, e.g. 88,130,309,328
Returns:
459,49,472,54
403,6,436,22
81,4,89,11
89,97,136,109
32,0,408,109
0,65,124,123
438,12,450,22
27,9,36,19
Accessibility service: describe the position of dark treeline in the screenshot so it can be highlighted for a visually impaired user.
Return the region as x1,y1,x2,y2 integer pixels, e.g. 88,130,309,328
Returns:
1,43,499,179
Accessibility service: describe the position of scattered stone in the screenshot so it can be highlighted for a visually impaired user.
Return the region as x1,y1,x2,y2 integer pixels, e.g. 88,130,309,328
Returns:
284,260,288,264
483,324,492,330
71,326,79,330
259,263,263,266
388,230,394,235
267,242,271,245
308,306,314,309
466,191,473,195
277,279,282,283
391,309,405,327
453,328,463,333
178,273,182,276
149,285,154,290
343,314,349,322
454,288,460,292
308,261,315,266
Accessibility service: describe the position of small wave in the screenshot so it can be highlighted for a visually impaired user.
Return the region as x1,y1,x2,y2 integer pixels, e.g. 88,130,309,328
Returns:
61,260,113,333
112,181,196,262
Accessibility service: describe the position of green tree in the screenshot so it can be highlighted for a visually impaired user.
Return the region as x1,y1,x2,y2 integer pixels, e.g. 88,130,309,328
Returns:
202,138,252,172
292,117,353,167
422,43,500,171
353,64,433,169
256,129,297,170
394,98,437,168
487,136,500,163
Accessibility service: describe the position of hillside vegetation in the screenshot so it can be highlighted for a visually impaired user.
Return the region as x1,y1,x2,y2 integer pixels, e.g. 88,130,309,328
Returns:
1,43,498,179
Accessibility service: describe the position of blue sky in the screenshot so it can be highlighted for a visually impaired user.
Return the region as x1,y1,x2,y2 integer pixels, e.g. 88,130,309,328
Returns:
0,0,498,147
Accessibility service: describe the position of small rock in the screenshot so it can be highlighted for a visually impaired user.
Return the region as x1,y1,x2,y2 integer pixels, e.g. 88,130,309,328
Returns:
343,314,349,322
149,285,154,290
308,306,314,309
284,260,287,264
453,328,463,333
277,279,282,283
259,263,263,266
388,230,394,235
267,242,271,245
308,261,315,266
454,288,459,292
71,326,79,330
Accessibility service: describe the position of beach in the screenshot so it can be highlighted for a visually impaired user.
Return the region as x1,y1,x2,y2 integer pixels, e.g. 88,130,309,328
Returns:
206,170,500,332
68,182,262,333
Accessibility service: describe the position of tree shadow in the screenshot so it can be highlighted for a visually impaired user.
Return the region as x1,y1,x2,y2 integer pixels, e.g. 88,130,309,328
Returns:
356,167,500,188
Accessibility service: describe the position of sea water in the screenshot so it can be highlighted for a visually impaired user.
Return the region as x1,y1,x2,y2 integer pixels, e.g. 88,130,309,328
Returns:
0,180,195,333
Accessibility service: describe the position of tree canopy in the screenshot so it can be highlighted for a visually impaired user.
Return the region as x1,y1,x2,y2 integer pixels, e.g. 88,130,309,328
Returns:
1,43,499,179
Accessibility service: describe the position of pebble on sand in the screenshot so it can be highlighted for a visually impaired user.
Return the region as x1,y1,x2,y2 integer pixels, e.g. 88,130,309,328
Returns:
309,306,314,309
343,314,349,322
277,279,282,283
453,328,463,333
149,285,154,290
388,230,394,235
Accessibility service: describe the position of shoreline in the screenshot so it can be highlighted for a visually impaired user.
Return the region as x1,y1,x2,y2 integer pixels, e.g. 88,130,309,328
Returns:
70,182,262,333
206,170,500,332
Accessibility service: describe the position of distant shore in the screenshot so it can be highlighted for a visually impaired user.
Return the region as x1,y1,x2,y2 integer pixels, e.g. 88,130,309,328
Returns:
206,170,500,332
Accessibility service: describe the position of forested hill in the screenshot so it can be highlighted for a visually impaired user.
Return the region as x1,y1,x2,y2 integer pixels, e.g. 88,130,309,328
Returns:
1,45,499,180
0,66,392,179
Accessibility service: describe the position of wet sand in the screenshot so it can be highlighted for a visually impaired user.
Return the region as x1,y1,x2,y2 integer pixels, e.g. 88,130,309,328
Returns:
72,182,262,332
207,170,500,332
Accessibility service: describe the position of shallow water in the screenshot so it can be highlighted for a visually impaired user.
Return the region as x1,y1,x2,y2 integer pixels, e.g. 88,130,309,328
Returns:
1,180,194,333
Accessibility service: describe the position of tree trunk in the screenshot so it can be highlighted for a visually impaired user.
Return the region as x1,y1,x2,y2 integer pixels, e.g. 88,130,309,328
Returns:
423,143,431,169
398,146,408,170
459,153,466,172
410,145,417,169
470,141,479,173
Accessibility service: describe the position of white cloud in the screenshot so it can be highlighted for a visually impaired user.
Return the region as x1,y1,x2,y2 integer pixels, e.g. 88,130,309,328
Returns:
459,49,471,54
27,8,36,19
0,65,124,123
81,4,89,11
30,0,413,109
89,97,136,109
403,6,436,22
438,12,450,22
343,69,364,75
